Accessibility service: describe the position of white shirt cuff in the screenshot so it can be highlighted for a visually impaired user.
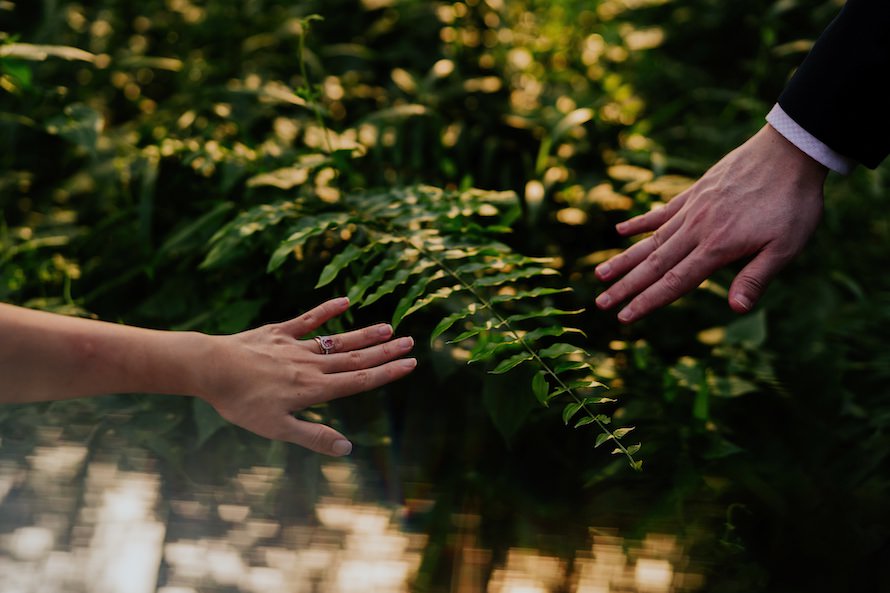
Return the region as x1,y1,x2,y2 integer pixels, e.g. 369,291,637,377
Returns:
766,104,854,174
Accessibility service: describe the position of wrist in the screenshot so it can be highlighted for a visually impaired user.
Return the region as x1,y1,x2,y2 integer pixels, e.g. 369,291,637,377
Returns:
152,330,219,400
761,123,829,184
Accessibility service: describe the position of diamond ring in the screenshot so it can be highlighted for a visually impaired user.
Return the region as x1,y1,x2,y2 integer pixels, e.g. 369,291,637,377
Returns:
314,335,335,355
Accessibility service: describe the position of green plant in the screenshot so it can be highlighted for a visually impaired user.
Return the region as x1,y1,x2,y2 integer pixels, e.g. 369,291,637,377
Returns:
204,183,642,468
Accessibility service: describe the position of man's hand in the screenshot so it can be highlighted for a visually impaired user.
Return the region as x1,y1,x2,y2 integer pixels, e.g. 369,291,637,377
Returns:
595,124,828,323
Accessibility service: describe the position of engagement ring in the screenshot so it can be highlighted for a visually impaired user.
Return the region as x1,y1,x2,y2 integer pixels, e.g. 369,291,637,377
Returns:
314,335,335,355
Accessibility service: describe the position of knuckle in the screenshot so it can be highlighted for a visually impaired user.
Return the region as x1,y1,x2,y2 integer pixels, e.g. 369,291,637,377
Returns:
650,229,666,250
737,275,765,293
348,350,363,364
306,425,328,452
645,249,665,275
661,269,685,294
355,370,372,389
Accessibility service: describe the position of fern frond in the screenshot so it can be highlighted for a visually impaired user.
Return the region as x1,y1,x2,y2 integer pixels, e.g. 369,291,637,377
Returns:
205,185,642,469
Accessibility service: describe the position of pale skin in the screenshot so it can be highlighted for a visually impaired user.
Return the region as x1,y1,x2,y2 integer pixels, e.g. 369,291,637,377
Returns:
595,123,828,323
0,297,416,456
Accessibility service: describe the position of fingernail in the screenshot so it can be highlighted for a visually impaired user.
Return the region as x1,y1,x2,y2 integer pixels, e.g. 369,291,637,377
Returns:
596,263,612,279
400,358,417,369
398,337,414,349
616,222,628,233
732,293,752,312
336,297,350,308
618,306,634,323
378,324,393,337
596,293,612,308
332,439,352,456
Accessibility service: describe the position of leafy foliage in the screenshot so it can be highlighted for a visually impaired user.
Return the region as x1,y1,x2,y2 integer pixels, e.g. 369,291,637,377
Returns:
206,183,641,467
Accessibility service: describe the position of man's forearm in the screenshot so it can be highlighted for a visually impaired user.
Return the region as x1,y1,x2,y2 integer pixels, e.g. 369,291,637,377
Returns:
0,303,211,403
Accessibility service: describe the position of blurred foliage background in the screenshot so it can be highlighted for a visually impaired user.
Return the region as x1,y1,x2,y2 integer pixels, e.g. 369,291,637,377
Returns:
1,0,889,591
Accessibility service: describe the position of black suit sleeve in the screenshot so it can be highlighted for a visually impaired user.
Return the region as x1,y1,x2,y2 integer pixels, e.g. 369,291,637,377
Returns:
777,0,890,168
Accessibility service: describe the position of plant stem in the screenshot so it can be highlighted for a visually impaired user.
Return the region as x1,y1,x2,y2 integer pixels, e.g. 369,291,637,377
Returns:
397,232,639,468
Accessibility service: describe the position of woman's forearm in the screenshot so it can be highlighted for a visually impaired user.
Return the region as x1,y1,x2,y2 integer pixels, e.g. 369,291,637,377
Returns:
0,303,211,403
0,299,416,456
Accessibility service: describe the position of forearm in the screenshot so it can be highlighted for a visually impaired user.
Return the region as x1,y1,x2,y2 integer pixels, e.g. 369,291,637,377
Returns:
0,303,212,403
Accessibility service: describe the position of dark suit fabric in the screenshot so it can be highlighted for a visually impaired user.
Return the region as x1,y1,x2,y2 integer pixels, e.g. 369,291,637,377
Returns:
778,0,890,168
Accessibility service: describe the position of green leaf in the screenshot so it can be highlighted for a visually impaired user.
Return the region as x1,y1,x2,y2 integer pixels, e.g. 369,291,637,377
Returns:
548,380,606,399
347,250,405,304
499,308,584,327
583,396,616,405
595,433,612,448
538,343,588,359
482,372,537,446
397,285,464,327
316,243,366,288
0,43,96,62
552,108,595,142
363,260,436,306
553,360,594,374
267,214,349,272
430,305,484,342
490,352,534,374
490,286,573,304
725,309,767,347
625,443,642,456
574,416,595,428
613,427,635,439
474,266,559,287
532,371,549,406
391,270,447,325
468,337,523,364
522,325,586,344
447,327,485,344
562,402,583,425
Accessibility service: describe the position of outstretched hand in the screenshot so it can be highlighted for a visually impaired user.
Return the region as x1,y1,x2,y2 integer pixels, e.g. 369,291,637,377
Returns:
197,297,416,456
595,124,828,323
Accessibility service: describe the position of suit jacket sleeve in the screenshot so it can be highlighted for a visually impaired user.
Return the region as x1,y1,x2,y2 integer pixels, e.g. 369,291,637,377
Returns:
777,0,890,169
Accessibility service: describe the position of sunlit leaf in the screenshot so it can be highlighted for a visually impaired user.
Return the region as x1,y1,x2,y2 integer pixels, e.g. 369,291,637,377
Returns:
0,43,96,62
490,352,534,374
538,343,588,359
613,427,635,439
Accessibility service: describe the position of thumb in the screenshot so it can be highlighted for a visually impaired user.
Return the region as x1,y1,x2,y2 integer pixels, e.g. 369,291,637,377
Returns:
728,249,787,314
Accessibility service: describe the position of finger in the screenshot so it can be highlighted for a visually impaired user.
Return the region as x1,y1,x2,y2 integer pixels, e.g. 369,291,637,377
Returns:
306,323,394,355
596,229,695,310
728,248,788,313
279,297,350,337
316,358,417,402
322,337,415,373
277,416,353,456
616,246,722,323
596,211,686,282
615,191,689,237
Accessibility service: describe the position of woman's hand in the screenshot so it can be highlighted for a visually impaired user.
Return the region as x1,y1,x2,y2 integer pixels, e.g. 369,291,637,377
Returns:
0,297,415,457
197,297,416,456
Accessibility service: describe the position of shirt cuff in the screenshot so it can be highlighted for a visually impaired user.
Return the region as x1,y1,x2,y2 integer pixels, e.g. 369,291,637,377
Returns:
766,104,854,174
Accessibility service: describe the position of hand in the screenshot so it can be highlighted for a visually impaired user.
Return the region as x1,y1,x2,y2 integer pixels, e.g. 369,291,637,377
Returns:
197,297,416,456
594,124,828,323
